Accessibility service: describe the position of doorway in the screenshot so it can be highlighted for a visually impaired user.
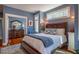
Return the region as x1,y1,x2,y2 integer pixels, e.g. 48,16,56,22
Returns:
4,13,27,45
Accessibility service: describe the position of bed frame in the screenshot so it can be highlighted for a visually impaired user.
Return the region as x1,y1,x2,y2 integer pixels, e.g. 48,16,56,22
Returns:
21,22,67,54
21,41,58,54
21,41,41,54
46,22,67,35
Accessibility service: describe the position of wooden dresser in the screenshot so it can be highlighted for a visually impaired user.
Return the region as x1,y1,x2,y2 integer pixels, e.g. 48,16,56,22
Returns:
8,29,24,45
9,29,24,39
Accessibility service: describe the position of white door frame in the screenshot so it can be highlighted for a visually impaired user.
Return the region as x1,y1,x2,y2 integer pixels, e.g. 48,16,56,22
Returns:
3,13,27,45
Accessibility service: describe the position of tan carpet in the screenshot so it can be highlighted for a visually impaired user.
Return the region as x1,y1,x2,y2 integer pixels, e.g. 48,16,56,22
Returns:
12,48,73,54
12,48,27,54
54,49,73,54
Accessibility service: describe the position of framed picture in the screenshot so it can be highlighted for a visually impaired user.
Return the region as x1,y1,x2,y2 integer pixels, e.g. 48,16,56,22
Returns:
28,20,33,26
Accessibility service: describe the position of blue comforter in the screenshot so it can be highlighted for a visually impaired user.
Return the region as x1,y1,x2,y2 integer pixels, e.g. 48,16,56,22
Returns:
28,34,53,47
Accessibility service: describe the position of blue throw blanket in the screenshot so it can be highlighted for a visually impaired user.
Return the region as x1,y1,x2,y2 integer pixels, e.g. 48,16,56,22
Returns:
28,34,53,47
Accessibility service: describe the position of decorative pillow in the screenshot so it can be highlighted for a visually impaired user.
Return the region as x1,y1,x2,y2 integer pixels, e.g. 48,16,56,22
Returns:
44,29,50,34
45,28,57,35
45,28,65,35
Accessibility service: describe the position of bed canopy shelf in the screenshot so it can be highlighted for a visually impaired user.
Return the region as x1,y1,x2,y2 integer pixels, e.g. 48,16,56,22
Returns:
46,5,75,33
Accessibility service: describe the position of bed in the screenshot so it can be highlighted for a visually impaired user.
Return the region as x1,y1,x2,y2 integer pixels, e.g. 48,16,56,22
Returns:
21,22,67,54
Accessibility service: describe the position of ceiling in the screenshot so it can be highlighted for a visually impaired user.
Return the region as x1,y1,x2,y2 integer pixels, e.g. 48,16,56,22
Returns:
5,4,62,13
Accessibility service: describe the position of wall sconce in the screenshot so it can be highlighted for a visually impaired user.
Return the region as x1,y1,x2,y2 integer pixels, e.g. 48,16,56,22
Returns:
43,17,48,24
45,20,48,25
41,17,48,25
70,15,75,21
70,15,75,19
44,18,48,29
28,20,33,26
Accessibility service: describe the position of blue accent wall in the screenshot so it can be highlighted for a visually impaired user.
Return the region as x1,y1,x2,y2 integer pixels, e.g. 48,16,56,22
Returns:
3,6,34,34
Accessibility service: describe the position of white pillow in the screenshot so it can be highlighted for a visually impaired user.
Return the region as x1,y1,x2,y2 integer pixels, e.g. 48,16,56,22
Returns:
56,29,65,35
45,28,57,35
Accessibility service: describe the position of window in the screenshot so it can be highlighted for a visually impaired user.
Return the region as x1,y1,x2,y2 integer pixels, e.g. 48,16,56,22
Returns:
47,7,70,20
34,14,39,33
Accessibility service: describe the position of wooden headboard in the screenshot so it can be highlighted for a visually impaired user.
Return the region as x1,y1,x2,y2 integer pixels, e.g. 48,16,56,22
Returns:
46,22,67,35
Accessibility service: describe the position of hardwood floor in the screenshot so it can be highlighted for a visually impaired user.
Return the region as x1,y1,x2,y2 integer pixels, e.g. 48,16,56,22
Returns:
0,38,22,48
8,38,22,45
0,40,4,48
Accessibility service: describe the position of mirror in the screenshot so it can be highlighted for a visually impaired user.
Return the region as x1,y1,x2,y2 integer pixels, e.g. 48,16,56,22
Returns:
9,17,26,30
11,20,22,30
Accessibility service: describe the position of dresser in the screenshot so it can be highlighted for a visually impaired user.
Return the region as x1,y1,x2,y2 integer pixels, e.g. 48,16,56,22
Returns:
8,29,24,45
9,29,24,39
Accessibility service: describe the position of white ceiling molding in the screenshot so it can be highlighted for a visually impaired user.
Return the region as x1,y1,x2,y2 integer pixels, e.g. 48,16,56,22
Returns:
5,4,62,13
